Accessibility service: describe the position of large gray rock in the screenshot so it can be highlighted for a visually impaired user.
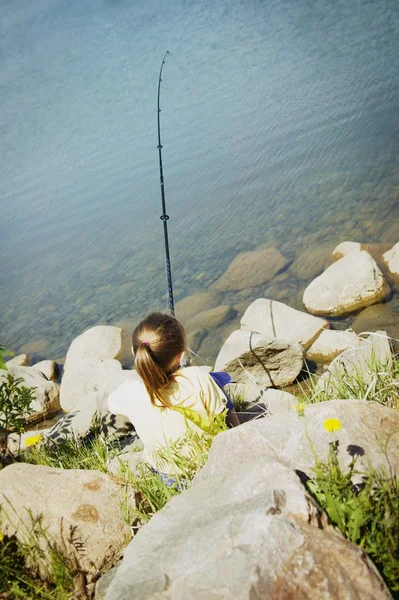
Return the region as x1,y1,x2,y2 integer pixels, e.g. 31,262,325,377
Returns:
303,251,389,316
64,326,124,363
0,463,134,582
0,365,60,417
198,400,399,483
214,329,303,388
316,331,392,394
105,457,390,600
306,329,360,363
214,247,289,291
383,242,399,277
241,298,328,348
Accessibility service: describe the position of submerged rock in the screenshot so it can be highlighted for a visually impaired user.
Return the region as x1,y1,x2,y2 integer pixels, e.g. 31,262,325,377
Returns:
214,329,303,388
383,242,399,277
306,329,360,362
291,243,332,281
214,247,289,291
0,464,134,583
175,292,220,323
241,298,328,349
303,251,389,316
352,302,399,339
185,305,235,330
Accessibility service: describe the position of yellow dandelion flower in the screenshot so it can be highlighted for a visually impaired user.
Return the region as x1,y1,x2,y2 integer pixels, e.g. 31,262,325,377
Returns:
25,433,44,447
0,531,4,543
294,402,306,417
324,418,342,433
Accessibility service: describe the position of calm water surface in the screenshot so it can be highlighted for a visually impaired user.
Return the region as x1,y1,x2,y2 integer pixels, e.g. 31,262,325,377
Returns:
1,0,399,363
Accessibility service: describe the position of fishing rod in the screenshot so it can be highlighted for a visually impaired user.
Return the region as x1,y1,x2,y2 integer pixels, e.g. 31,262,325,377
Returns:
157,50,175,316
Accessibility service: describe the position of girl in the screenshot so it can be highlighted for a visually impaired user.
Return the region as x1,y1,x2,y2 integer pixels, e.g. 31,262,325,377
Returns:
108,312,239,477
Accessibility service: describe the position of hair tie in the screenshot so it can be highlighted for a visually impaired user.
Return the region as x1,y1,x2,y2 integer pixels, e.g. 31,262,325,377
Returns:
142,341,149,347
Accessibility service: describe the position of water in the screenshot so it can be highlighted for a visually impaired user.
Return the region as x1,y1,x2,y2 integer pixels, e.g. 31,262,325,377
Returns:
1,0,399,364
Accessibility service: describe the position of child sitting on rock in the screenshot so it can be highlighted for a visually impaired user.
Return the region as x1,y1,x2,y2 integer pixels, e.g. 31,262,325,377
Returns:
108,312,239,480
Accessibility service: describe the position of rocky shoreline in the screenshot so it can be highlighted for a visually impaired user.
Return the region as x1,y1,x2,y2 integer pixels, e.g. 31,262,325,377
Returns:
1,239,399,599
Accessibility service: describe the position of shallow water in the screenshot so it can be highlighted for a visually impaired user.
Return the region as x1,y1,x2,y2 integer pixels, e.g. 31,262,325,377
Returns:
1,0,399,364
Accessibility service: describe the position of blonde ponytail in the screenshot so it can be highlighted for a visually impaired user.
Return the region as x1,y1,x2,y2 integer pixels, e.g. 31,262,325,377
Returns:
133,313,186,408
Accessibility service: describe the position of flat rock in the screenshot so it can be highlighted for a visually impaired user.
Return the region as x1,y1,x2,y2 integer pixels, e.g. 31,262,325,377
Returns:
105,456,390,600
185,305,235,330
198,399,399,482
316,330,392,394
5,354,30,368
32,360,59,381
0,463,134,582
332,241,362,260
0,365,60,417
303,251,389,316
241,298,329,348
306,329,360,362
175,292,220,323
383,242,399,277
214,329,303,388
214,247,289,291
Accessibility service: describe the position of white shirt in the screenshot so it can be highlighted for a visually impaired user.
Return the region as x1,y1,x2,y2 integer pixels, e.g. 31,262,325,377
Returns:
108,366,226,473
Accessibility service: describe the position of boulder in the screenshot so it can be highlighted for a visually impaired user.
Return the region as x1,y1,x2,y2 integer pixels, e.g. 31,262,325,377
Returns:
185,305,235,330
32,360,59,382
175,292,220,323
5,354,30,368
225,382,297,412
332,241,362,261
64,326,123,363
0,463,134,582
105,457,390,600
0,366,60,417
241,298,328,349
303,251,389,316
262,388,298,415
316,331,392,394
383,242,399,277
214,330,303,388
306,330,360,362
60,358,138,413
291,243,332,281
95,566,120,600
198,399,399,482
214,247,289,291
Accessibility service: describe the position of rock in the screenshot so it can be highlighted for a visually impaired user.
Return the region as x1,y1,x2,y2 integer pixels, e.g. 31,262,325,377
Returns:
383,242,399,277
316,331,392,394
332,241,362,260
214,330,303,388
214,247,289,291
262,388,298,415
175,292,220,323
64,326,123,363
32,360,59,382
5,354,30,368
0,366,60,417
60,358,138,413
105,456,390,600
95,565,121,600
352,302,399,339
303,251,389,316
225,382,297,411
7,428,51,455
198,399,399,482
185,329,208,353
241,298,329,349
0,463,134,582
306,330,360,362
185,305,235,330
291,243,332,281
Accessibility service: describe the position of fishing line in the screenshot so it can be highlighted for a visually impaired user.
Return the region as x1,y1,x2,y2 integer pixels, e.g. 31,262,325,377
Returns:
157,50,175,315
